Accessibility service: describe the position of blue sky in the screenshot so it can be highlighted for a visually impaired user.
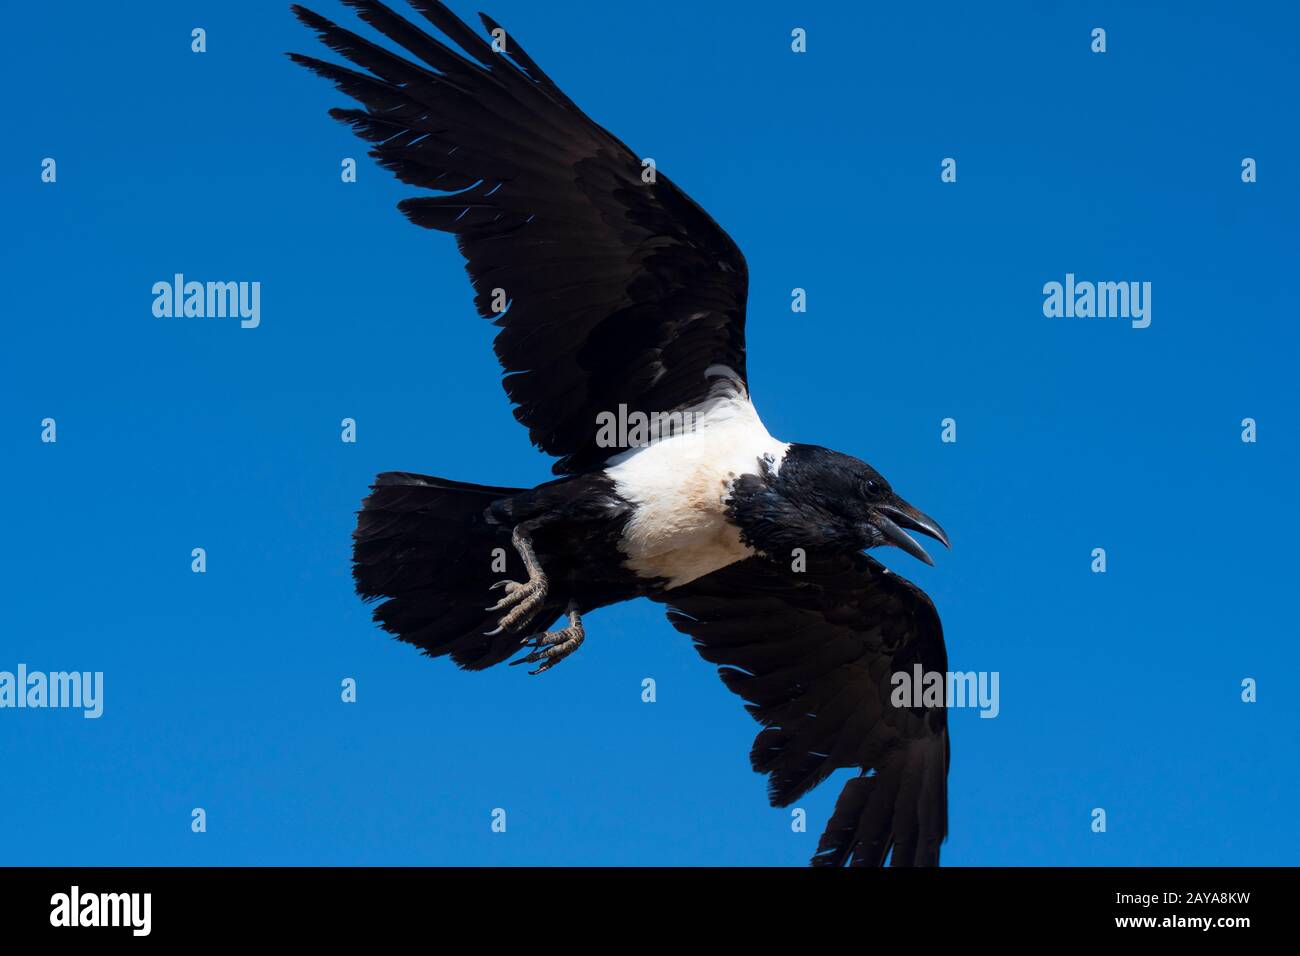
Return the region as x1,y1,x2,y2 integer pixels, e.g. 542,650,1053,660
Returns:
2,0,1296,865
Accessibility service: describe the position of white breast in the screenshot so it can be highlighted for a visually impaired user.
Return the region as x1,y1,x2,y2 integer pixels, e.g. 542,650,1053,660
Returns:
604,381,788,588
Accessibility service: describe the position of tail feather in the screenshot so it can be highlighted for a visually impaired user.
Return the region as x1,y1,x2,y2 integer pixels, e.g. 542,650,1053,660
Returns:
352,471,559,669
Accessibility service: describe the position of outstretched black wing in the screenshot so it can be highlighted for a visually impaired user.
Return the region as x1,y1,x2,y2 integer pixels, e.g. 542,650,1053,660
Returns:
657,552,950,866
291,1,750,474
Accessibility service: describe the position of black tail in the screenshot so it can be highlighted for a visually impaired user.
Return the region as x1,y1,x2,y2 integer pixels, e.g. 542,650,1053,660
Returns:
352,472,560,669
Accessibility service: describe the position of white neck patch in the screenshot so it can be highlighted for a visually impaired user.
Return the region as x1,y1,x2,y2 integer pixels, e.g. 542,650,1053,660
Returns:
604,382,789,587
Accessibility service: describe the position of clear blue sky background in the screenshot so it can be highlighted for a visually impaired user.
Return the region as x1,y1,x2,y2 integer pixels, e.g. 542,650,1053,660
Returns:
2,0,1296,866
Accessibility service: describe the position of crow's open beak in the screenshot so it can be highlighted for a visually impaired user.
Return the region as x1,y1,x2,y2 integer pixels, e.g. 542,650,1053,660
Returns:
872,499,950,567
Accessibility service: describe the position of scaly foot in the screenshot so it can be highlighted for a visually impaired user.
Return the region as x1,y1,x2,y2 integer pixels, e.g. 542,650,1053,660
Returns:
511,603,584,675
484,525,548,636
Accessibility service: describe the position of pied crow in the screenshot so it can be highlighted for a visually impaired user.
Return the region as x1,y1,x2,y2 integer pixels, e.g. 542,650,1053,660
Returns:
292,0,953,867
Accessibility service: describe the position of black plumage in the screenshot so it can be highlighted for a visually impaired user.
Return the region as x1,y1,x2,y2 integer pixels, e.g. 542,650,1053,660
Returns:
291,0,748,474
658,552,949,866
293,0,953,867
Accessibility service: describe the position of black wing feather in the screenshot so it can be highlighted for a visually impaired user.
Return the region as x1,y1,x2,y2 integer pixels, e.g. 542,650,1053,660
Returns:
658,552,950,867
291,1,750,473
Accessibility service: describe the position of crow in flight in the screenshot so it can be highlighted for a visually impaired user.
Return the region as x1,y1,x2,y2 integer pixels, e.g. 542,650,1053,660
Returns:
292,0,952,866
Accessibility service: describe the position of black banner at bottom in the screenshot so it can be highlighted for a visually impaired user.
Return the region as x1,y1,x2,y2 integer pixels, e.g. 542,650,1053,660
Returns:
0,867,1290,940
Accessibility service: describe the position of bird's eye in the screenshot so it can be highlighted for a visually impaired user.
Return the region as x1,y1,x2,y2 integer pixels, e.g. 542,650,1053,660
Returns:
863,478,881,497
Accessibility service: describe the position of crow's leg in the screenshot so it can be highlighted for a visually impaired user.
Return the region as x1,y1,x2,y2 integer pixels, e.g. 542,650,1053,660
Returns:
485,523,549,635
511,602,585,675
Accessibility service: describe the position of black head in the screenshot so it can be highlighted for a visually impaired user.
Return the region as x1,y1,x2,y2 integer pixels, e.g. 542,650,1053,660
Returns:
727,444,950,565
